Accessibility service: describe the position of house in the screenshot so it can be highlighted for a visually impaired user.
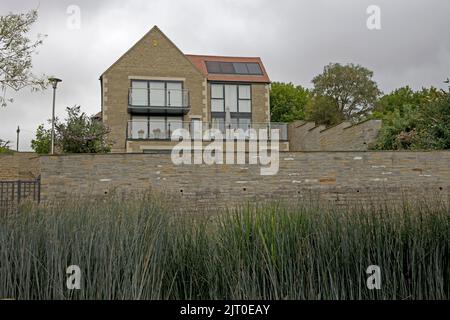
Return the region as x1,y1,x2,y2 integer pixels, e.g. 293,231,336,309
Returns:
100,26,289,153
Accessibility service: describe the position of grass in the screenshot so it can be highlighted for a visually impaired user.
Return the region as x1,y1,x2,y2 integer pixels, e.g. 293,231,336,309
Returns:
0,195,448,300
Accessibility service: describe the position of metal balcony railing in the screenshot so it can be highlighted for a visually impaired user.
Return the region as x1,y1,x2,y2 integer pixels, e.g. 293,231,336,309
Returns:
128,88,190,109
127,120,288,141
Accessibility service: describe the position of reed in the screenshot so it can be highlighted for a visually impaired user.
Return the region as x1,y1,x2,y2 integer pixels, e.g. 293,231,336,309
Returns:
0,196,448,300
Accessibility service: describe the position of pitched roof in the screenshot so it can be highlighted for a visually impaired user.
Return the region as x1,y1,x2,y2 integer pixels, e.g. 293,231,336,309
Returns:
101,26,203,78
185,54,271,83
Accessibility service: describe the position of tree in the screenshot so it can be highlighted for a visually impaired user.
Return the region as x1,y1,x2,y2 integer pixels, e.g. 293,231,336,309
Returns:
31,123,51,154
0,10,47,107
270,82,310,122
311,63,382,121
305,95,343,127
0,139,12,153
31,106,112,154
372,82,450,150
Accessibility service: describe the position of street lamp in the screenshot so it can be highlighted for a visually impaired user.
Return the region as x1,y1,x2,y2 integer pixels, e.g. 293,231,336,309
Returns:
48,77,62,155
16,126,20,152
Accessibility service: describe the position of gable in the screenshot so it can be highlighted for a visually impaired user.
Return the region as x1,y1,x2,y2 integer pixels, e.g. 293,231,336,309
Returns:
101,26,203,78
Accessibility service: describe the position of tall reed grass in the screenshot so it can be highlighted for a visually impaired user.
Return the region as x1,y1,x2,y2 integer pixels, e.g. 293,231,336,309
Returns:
0,196,448,300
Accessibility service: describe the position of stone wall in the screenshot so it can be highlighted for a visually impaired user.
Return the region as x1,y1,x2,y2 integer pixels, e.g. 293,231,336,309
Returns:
289,120,382,151
39,151,450,210
0,153,40,180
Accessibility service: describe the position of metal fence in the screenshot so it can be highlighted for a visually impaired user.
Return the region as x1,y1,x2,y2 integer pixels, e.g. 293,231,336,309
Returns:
0,177,41,215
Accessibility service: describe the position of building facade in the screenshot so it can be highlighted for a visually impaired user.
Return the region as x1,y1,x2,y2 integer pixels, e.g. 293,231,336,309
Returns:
100,26,286,153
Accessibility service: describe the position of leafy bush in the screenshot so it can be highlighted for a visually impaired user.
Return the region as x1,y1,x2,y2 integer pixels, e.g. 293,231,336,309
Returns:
31,106,111,154
372,86,450,150
0,139,13,154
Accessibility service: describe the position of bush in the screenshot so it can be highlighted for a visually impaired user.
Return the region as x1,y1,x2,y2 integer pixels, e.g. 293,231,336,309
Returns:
372,86,450,150
0,139,13,154
31,106,111,154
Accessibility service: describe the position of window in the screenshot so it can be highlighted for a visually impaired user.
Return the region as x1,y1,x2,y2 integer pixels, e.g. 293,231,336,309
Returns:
211,84,224,112
130,115,182,140
225,85,237,112
130,115,148,139
130,80,184,107
211,83,252,133
149,82,165,107
130,81,148,106
167,117,183,134
205,61,263,75
149,116,166,139
167,82,182,107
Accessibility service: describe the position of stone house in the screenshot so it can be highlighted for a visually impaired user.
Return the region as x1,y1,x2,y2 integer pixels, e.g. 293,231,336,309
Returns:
100,26,288,153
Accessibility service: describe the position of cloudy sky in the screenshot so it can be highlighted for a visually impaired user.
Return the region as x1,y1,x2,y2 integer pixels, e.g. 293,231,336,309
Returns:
1,0,449,150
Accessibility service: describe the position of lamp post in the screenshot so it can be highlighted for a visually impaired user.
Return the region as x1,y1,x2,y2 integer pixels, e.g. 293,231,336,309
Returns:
48,77,62,155
16,126,20,152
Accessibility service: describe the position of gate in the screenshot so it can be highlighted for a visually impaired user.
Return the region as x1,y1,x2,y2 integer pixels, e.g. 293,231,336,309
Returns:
0,176,41,214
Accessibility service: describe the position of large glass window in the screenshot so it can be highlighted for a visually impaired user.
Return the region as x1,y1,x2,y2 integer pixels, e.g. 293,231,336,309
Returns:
130,115,148,139
167,82,182,107
130,115,182,140
211,83,251,114
211,83,252,135
225,85,237,112
130,80,184,107
149,116,165,139
211,84,224,112
149,82,165,107
130,81,148,106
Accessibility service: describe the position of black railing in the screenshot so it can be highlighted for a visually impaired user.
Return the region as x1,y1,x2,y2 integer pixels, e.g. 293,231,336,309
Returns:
0,176,41,215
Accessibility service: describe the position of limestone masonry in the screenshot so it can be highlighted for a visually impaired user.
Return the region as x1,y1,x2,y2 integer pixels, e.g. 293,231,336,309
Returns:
37,151,450,209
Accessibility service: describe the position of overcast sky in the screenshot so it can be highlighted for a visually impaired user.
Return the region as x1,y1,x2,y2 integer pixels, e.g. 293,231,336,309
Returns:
1,0,449,151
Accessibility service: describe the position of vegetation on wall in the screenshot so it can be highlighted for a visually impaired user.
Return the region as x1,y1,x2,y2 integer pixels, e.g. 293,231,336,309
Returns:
270,61,449,150
0,139,13,153
31,106,112,154
372,83,450,150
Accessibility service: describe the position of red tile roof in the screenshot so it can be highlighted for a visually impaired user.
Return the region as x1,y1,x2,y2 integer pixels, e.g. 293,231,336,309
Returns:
185,54,271,83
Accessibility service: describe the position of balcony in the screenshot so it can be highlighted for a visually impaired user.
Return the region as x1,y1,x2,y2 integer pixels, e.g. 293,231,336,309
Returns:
128,87,190,114
127,120,289,141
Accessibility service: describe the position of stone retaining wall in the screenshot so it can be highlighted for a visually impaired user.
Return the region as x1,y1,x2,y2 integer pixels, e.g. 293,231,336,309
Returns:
39,151,450,210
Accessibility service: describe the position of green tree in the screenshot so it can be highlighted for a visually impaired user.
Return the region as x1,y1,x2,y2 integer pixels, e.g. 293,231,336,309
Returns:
311,63,382,122
0,139,12,153
31,106,112,154
305,95,342,126
270,82,310,122
31,124,51,154
0,10,47,107
372,82,450,150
